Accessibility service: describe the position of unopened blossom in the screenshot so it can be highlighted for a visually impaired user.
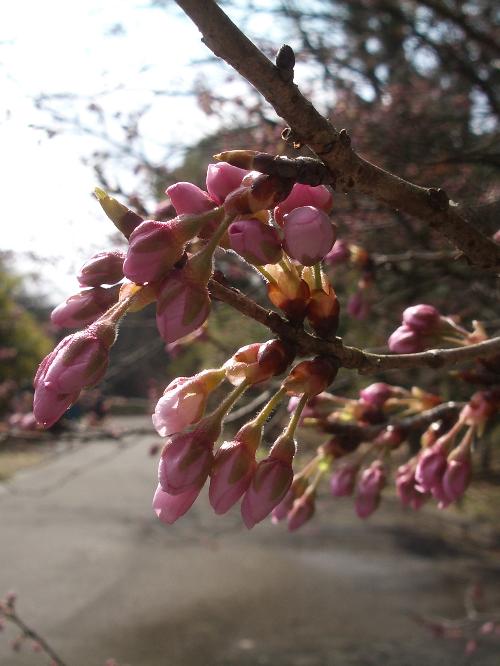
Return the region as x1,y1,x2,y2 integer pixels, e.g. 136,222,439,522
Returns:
209,422,261,514
287,489,316,531
152,369,225,437
355,461,385,518
283,357,338,397
396,463,427,510
282,206,336,266
306,285,340,337
274,183,333,225
359,382,394,409
152,484,200,525
272,474,308,522
51,285,120,329
402,304,441,334
228,218,283,265
241,432,295,529
224,174,293,215
156,268,211,344
158,416,220,495
330,464,358,497
324,239,351,265
388,324,426,353
33,323,114,428
224,340,293,386
166,182,216,216
414,440,448,493
442,438,472,502
124,214,212,284
206,162,249,204
77,251,125,287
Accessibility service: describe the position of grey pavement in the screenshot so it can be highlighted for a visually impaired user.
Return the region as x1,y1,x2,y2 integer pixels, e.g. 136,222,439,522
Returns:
0,417,499,666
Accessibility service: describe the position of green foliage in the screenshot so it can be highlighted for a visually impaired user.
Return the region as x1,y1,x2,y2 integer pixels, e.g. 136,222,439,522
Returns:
0,258,53,386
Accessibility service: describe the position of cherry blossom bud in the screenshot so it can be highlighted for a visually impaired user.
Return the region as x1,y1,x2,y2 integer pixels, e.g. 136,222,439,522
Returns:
282,206,336,265
156,268,211,344
274,183,333,226
224,340,293,386
388,324,425,353
493,230,500,243
241,432,295,528
95,188,143,239
224,174,293,215
152,369,225,437
347,290,370,320
228,218,283,265
206,162,249,204
306,286,340,337
374,425,406,448
77,251,125,287
359,383,393,409
402,304,441,334
324,239,351,265
267,273,311,323
33,324,114,428
396,463,427,510
166,182,216,215
209,422,261,514
442,442,472,502
283,357,338,397
158,415,220,495
152,484,200,525
272,475,308,522
415,441,448,493
51,285,120,329
330,464,358,497
287,489,316,531
355,461,386,519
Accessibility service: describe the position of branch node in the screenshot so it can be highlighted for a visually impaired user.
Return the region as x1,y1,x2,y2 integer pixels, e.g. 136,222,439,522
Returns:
281,126,303,149
276,44,295,82
427,187,450,212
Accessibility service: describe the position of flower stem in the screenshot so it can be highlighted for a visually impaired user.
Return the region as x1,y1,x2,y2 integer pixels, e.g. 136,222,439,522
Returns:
284,392,308,439
253,387,286,426
313,262,323,290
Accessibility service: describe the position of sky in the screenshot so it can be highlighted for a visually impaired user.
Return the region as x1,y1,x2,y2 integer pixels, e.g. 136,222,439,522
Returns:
0,0,229,302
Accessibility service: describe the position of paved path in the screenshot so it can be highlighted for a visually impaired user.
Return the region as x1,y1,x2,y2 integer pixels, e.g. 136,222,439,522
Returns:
0,418,498,666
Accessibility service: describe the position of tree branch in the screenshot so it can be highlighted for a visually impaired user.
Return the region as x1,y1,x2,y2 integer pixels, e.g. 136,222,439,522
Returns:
176,0,500,270
209,278,500,373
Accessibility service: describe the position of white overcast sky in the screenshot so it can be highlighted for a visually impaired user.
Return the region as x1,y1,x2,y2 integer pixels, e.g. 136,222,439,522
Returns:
0,0,239,302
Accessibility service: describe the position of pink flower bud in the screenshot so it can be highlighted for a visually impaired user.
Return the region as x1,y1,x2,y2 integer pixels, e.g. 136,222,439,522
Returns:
152,369,224,437
241,432,295,529
358,461,386,497
77,251,125,287
224,340,293,386
283,357,338,397
33,325,112,428
228,219,283,265
330,464,358,497
355,493,380,519
271,475,308,522
156,269,211,344
152,484,200,524
287,489,315,531
206,162,249,204
493,229,500,243
282,206,336,266
388,325,425,353
415,441,448,492
396,463,427,510
347,291,370,320
402,304,440,334
209,422,261,514
158,416,219,495
442,444,472,502
50,286,120,328
166,182,216,215
274,183,333,225
359,382,393,409
324,239,351,265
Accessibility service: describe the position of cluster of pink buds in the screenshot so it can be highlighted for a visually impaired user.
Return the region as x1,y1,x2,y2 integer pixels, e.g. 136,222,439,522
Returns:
388,304,487,354
152,345,339,528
